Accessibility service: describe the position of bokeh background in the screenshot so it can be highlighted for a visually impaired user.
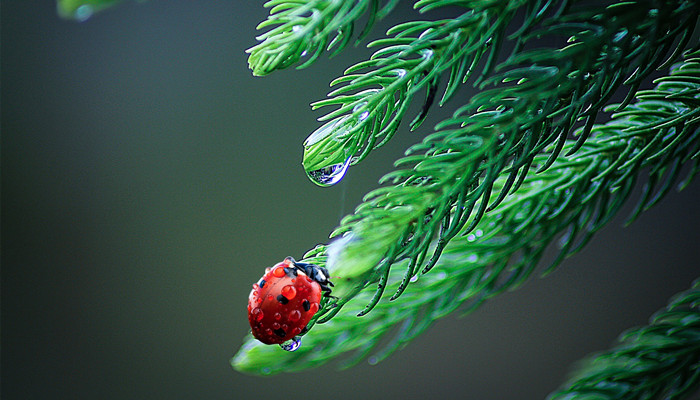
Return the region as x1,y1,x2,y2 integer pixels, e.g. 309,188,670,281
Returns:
3,1,699,399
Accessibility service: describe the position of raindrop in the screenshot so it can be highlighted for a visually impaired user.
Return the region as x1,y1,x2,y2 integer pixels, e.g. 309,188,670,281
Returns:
288,309,301,322
281,285,297,300
75,5,93,22
353,102,370,121
279,336,302,352
252,308,264,322
475,229,483,237
467,233,476,242
467,254,478,263
306,157,351,187
410,275,419,283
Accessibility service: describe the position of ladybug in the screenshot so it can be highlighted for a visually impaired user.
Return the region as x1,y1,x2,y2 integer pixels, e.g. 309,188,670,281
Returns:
247,257,333,345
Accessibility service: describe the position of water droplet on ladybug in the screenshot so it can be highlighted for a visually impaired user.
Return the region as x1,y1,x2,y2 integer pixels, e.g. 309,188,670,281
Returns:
288,309,301,322
274,312,282,320
309,302,319,314
272,322,281,330
306,157,351,187
252,307,264,322
266,294,274,301
272,266,286,277
281,285,297,300
279,336,302,352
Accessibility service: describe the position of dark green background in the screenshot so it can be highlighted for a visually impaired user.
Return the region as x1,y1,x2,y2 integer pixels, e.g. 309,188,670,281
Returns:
3,1,699,399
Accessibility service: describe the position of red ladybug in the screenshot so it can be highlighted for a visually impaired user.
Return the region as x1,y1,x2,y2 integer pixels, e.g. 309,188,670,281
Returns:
247,257,333,345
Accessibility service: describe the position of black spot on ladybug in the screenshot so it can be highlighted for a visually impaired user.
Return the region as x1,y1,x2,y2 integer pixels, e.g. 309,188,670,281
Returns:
259,279,266,288
273,328,286,338
302,299,310,311
300,325,309,335
277,295,289,304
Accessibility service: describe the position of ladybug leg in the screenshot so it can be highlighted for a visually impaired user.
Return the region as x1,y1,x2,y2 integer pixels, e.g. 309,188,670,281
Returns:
321,284,337,300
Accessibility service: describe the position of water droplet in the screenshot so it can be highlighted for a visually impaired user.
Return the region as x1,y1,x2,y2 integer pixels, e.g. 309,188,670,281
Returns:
467,233,476,242
274,312,282,321
75,5,93,22
288,309,301,322
368,356,378,365
309,302,319,314
272,266,286,277
300,50,308,57
252,307,264,322
475,229,483,237
292,25,302,32
353,102,370,121
279,336,302,352
467,254,478,263
393,69,407,78
272,322,281,330
306,157,351,187
281,285,297,300
261,367,272,374
410,275,419,283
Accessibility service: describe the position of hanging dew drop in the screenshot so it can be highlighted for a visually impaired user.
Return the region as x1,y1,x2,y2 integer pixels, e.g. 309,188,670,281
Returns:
306,157,351,187
279,336,302,352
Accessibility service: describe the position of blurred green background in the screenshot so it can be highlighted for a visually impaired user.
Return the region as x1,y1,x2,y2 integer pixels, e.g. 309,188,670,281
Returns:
3,1,699,399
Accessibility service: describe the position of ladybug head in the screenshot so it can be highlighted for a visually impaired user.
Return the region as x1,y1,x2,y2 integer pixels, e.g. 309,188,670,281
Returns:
285,257,334,296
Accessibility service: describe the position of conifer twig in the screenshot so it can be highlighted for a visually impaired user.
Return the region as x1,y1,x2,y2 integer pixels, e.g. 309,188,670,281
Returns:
306,0,699,317
232,50,700,374
547,279,700,400
246,0,400,76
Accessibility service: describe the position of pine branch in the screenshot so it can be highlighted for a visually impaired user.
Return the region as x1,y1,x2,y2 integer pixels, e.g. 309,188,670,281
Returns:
246,0,401,76
302,0,699,315
303,0,698,175
232,51,700,374
303,0,537,172
547,280,700,400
